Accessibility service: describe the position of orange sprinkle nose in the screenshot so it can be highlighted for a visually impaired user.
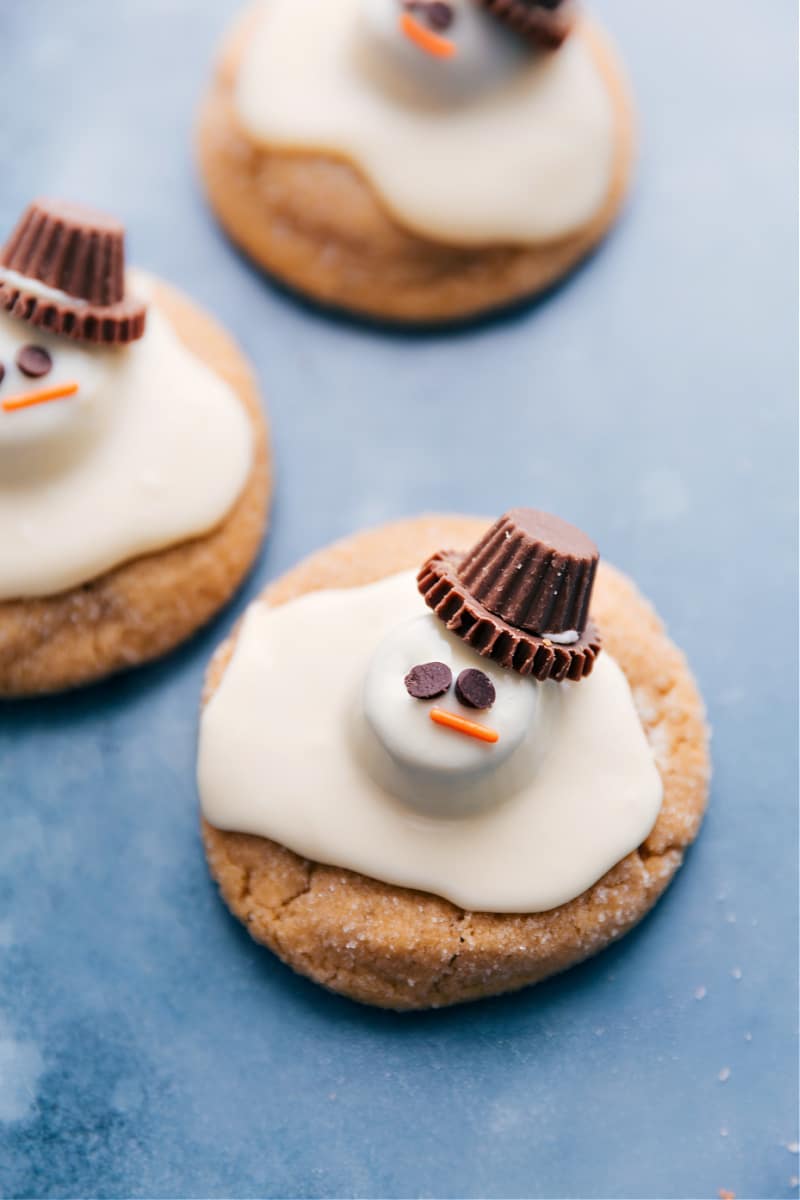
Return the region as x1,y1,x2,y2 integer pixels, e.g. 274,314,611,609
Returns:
430,708,499,744
400,11,457,59
2,381,80,413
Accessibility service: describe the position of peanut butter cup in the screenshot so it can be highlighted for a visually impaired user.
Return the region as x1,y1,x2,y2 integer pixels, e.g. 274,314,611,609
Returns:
480,0,576,48
0,199,147,345
417,508,602,681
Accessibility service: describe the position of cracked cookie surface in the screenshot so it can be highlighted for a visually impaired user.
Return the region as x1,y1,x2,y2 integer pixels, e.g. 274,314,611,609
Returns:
202,516,709,1010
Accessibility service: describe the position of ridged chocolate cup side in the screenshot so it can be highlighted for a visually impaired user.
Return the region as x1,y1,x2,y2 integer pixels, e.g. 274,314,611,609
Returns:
0,285,147,345
457,508,598,637
0,199,126,306
0,198,147,345
418,550,602,682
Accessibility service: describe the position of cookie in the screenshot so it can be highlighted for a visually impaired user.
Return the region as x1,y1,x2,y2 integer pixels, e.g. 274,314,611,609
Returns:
201,516,709,1010
0,202,271,697
197,2,635,323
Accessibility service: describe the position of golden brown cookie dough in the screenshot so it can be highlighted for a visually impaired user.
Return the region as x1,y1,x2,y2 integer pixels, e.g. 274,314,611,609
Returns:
201,516,710,1010
196,7,635,323
0,281,271,697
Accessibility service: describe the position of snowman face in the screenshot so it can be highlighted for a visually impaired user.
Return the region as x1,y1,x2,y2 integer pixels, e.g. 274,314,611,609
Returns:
0,314,119,453
362,612,541,816
358,0,527,98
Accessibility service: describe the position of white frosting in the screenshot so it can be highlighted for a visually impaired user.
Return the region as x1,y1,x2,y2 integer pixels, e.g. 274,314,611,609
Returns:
0,271,253,600
198,571,662,913
233,0,616,246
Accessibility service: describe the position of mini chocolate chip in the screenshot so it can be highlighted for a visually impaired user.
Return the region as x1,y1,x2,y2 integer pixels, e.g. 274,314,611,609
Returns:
403,0,454,31
17,345,52,379
405,661,452,700
455,668,496,710
426,2,454,31
0,363,5,386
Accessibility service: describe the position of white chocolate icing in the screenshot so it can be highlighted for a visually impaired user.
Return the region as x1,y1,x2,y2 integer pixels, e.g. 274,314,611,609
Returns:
198,571,662,913
0,271,253,600
233,0,616,246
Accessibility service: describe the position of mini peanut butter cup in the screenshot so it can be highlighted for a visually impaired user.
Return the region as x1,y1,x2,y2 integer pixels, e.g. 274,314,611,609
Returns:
417,508,602,682
480,0,577,49
0,199,147,345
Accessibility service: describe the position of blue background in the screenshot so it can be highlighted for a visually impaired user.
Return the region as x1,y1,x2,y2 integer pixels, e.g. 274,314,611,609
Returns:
0,2,797,1197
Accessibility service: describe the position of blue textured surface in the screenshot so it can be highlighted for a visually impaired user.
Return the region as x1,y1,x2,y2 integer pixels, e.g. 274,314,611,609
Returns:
1,2,797,1197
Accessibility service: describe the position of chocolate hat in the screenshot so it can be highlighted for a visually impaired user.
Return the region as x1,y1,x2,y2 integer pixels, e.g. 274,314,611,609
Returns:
418,508,602,682
0,198,147,345
480,0,577,49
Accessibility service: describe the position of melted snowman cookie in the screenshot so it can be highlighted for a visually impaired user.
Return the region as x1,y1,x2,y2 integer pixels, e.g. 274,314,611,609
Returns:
199,511,664,914
198,0,634,320
0,200,253,601
0,198,270,695
234,0,617,246
196,511,710,1008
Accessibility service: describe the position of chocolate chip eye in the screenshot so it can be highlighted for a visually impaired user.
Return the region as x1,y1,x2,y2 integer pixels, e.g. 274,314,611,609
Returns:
403,1,454,32
17,345,52,379
455,669,496,710
404,661,452,700
425,2,454,31
0,363,5,387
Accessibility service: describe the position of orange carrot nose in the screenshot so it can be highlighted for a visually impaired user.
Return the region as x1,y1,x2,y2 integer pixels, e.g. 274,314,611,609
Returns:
2,381,80,414
400,11,456,58
430,708,499,744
